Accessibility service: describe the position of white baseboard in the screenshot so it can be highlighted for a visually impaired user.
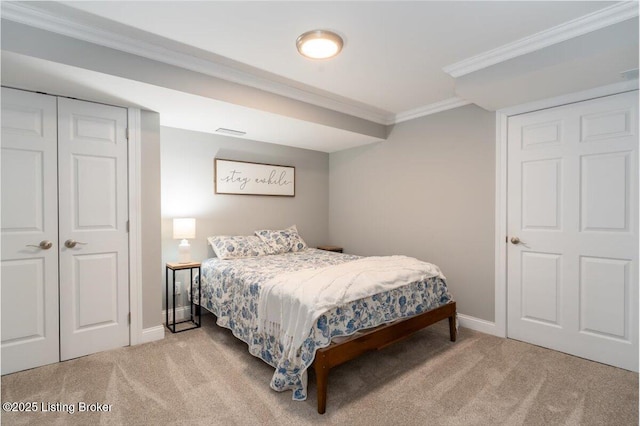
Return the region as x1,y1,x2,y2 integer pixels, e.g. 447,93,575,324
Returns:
139,325,165,344
457,313,504,337
163,306,192,323
134,307,198,344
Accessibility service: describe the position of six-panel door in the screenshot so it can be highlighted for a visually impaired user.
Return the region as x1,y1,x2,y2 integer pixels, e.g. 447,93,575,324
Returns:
1,88,60,374
57,97,130,361
1,89,130,374
507,91,638,371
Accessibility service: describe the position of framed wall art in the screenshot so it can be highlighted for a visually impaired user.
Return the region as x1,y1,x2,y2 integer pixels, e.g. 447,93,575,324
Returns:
214,158,295,196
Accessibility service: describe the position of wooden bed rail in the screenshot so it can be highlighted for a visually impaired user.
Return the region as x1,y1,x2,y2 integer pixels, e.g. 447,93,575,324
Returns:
312,301,456,414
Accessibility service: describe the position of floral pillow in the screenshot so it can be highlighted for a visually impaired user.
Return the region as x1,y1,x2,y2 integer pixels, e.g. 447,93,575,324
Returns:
207,235,275,260
254,225,308,254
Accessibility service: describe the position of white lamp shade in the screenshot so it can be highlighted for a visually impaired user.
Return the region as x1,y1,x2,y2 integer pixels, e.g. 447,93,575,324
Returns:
173,218,196,239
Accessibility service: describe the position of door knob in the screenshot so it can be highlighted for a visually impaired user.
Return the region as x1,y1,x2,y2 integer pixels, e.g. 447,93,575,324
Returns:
64,239,87,249
26,240,53,250
510,237,522,245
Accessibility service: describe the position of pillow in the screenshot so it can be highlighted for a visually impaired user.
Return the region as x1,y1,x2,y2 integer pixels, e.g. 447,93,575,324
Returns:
254,225,308,254
207,235,274,260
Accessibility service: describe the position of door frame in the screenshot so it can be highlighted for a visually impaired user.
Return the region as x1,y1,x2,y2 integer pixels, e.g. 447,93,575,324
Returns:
127,108,144,346
494,79,639,338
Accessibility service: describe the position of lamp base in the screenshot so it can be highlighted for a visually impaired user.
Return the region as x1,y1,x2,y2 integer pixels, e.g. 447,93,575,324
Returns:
178,239,191,263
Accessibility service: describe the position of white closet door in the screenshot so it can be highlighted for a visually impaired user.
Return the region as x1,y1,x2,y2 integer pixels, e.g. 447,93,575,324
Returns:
58,98,130,360
1,88,59,374
507,91,638,371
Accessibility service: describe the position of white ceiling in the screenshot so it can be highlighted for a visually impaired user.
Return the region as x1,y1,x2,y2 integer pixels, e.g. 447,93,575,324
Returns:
1,1,636,152
59,1,611,114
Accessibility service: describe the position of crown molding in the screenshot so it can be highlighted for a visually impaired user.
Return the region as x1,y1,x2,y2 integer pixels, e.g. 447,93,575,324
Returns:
443,2,639,78
0,2,391,125
1,2,476,128
393,97,471,124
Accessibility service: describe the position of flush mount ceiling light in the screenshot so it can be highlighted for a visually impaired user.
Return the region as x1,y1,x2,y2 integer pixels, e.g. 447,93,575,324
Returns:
296,30,343,60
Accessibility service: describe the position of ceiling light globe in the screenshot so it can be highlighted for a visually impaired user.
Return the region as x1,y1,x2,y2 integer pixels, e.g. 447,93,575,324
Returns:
296,30,343,60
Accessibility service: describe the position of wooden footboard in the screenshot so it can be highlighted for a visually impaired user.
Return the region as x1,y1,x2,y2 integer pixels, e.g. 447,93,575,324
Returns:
312,301,456,414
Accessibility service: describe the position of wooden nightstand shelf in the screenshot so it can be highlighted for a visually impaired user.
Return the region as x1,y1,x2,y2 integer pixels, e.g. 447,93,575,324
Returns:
165,261,201,333
317,245,343,253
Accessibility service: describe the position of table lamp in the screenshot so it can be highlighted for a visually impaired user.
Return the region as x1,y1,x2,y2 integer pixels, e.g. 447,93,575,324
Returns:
173,218,196,263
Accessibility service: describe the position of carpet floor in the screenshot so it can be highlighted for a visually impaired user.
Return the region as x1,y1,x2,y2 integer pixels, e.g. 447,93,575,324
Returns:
1,313,637,425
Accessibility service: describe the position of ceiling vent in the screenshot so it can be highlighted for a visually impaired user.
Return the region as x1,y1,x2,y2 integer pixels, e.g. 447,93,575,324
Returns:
215,128,246,136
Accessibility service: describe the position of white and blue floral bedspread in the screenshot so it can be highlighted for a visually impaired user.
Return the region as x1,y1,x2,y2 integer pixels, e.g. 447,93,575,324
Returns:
197,248,454,401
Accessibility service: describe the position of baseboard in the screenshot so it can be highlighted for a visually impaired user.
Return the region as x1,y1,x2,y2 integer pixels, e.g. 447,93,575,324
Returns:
136,307,197,344
163,306,192,323
139,325,165,344
457,313,503,337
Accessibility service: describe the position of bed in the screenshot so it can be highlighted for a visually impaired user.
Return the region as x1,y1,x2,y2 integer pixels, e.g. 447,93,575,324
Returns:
195,231,456,414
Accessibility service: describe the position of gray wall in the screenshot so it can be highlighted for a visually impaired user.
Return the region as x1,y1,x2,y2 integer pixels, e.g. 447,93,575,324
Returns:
328,105,496,321
140,111,163,329
160,126,330,308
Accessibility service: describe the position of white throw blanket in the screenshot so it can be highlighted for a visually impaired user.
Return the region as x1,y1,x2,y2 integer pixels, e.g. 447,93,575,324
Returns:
257,255,445,359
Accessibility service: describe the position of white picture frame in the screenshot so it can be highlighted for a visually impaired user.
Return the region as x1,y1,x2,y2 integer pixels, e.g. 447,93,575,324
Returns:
214,158,295,196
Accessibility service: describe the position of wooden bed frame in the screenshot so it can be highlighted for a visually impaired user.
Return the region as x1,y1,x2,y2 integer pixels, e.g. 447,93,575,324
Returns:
311,301,457,414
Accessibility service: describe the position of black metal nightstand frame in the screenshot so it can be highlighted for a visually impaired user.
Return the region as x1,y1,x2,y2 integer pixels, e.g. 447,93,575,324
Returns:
165,262,201,333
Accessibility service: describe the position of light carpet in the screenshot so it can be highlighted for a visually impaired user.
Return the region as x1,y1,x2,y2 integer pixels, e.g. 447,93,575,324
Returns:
1,313,637,425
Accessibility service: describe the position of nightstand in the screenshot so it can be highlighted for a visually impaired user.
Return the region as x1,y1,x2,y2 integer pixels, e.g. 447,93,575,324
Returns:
165,261,201,333
317,245,343,253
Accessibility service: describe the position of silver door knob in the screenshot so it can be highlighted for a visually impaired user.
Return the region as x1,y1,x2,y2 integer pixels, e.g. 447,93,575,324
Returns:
26,240,53,250
64,239,87,249
510,237,521,245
